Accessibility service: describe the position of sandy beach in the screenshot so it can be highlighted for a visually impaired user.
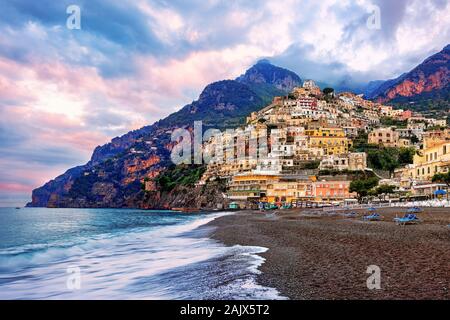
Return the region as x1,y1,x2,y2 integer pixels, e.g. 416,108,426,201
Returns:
208,207,450,300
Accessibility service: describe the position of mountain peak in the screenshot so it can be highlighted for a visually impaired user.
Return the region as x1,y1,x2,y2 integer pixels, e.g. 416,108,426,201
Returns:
256,58,272,65
236,60,302,93
367,46,450,102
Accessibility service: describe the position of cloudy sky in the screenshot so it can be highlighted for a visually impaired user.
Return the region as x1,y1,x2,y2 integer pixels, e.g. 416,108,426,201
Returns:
0,0,449,206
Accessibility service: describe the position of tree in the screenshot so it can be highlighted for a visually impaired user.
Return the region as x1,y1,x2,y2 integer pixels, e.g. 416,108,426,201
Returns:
302,160,320,169
374,184,396,201
432,172,450,199
350,130,370,152
367,148,399,176
410,135,420,145
398,147,416,166
323,87,335,96
366,147,415,177
375,184,396,195
350,177,379,203
380,117,407,128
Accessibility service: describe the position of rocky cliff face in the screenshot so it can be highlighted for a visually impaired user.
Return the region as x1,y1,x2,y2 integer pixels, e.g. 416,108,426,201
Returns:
27,61,301,208
139,180,228,210
367,45,450,103
236,59,302,92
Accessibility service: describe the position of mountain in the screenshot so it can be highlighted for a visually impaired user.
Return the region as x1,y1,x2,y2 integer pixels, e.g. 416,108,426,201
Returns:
237,59,301,91
367,45,450,103
363,80,389,98
27,61,301,208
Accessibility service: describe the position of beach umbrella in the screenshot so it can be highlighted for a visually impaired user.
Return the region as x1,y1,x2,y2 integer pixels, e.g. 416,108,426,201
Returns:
434,190,447,196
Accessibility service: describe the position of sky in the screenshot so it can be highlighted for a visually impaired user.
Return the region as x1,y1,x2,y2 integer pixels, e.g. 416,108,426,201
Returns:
0,0,449,206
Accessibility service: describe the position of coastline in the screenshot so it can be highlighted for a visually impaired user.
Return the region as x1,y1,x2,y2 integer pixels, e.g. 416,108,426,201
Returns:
206,207,450,300
0,208,286,299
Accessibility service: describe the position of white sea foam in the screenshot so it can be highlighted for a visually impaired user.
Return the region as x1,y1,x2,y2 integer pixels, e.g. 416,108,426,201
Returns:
0,211,285,300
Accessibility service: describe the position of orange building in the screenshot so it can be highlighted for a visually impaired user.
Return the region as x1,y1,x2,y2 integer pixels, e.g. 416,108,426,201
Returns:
313,180,355,202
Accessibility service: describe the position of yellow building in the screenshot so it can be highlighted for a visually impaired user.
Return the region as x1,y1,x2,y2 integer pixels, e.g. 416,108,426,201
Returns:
405,141,450,181
266,177,315,203
305,127,351,155
227,173,280,201
228,173,318,204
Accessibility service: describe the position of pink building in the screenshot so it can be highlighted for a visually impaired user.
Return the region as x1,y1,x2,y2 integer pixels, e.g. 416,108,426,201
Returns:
401,110,413,120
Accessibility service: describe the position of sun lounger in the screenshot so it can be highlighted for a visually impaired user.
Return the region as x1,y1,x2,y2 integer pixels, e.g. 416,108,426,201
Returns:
363,213,383,221
344,212,358,218
394,213,420,225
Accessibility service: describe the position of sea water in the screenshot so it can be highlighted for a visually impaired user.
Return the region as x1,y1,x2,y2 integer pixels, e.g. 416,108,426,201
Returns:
0,208,284,300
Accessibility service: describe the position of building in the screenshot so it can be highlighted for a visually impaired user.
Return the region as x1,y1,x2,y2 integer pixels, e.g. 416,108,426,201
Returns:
343,126,359,138
407,141,450,181
412,183,448,197
266,176,315,203
312,180,355,203
348,152,368,171
319,153,367,171
401,110,413,120
227,173,279,201
368,127,410,147
305,127,351,155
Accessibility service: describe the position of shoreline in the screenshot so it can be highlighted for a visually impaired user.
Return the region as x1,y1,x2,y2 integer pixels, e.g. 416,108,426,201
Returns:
206,207,450,300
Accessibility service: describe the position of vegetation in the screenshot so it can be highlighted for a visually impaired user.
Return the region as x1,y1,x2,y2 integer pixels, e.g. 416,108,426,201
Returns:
432,172,450,186
318,169,376,181
155,165,206,192
425,125,447,132
351,145,417,176
68,172,99,200
370,184,396,197
374,184,396,195
323,87,335,95
410,135,420,144
432,172,450,199
391,96,450,116
300,160,320,170
379,117,407,128
349,177,380,202
350,131,370,152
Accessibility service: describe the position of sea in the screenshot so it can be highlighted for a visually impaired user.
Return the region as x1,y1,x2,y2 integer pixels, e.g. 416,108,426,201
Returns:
0,207,285,300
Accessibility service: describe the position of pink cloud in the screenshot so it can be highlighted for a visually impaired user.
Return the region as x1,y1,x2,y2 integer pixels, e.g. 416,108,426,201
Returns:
0,183,31,193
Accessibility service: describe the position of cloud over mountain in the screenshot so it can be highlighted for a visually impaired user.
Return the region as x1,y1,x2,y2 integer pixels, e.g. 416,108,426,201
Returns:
0,0,449,205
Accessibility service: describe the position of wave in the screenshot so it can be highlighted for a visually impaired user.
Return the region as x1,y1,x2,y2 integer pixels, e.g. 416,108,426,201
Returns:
0,211,285,300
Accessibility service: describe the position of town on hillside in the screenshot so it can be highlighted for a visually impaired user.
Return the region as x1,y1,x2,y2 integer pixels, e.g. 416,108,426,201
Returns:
170,80,450,210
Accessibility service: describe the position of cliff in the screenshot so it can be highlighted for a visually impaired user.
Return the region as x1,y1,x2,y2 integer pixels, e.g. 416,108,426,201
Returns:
27,61,301,208
367,44,450,103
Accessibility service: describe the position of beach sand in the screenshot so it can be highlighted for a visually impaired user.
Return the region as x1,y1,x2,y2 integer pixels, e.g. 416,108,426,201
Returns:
207,207,450,300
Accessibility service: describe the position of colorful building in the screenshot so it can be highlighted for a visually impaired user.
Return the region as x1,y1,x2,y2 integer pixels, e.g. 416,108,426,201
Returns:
313,180,355,202
305,127,351,155
368,127,410,148
406,141,450,181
